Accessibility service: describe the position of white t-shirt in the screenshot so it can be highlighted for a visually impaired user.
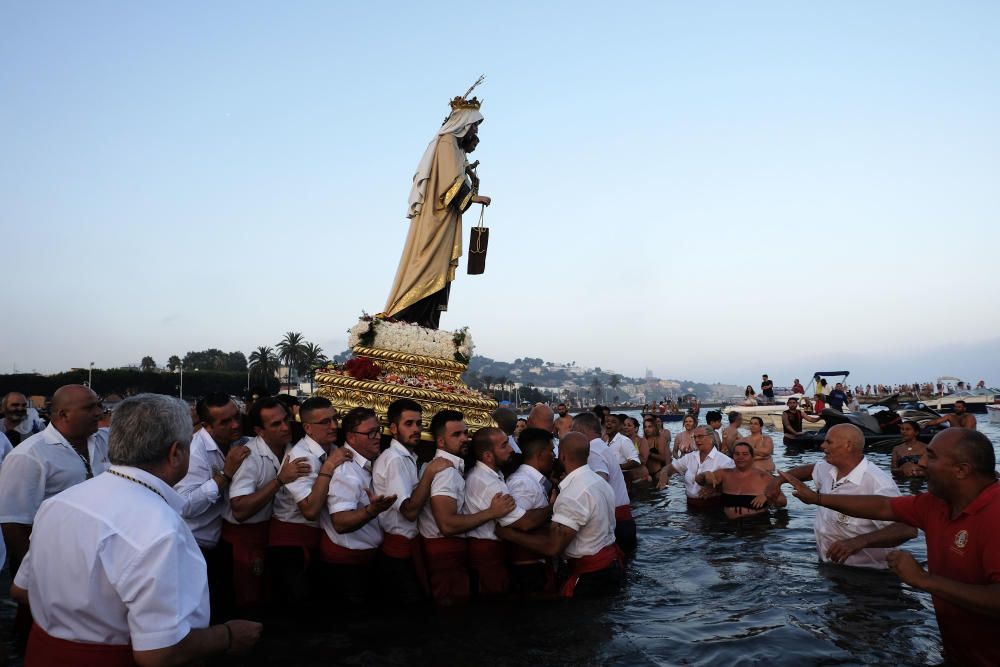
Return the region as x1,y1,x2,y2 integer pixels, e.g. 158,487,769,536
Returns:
813,458,901,569
319,445,382,550
463,461,525,540
607,432,640,466
0,423,110,525
273,435,330,527
417,449,466,540
14,466,209,650
373,440,421,539
223,436,281,525
174,430,247,548
551,465,616,559
672,447,735,498
507,464,549,511
587,438,630,508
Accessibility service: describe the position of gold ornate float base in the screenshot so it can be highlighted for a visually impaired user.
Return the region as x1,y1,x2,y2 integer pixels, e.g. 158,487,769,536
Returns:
313,344,497,440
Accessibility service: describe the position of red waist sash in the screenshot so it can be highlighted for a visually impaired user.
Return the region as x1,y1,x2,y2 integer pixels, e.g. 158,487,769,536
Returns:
614,505,634,522
268,518,320,549
381,533,415,560
422,537,470,604
560,543,624,598
27,622,135,667
221,520,270,609
319,536,376,565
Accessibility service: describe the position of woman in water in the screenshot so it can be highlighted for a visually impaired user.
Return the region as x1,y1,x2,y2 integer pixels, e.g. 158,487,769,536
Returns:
890,420,926,478
745,416,775,473
621,416,651,483
671,414,699,459
696,441,786,520
642,415,671,479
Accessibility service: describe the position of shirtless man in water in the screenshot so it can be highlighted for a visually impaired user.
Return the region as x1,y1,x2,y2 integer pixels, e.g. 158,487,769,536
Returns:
554,403,574,438
721,412,744,456
925,400,977,430
697,442,786,520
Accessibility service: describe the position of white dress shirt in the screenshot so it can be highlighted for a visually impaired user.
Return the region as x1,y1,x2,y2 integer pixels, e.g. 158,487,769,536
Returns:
551,465,616,559
273,435,331,527
0,432,12,569
608,432,640,466
507,434,522,455
0,423,110,525
319,445,382,550
507,464,549,512
223,436,280,525
14,465,209,651
463,461,525,540
418,449,466,540
813,458,901,569
587,438,631,508
672,447,735,498
174,429,247,547
373,439,421,539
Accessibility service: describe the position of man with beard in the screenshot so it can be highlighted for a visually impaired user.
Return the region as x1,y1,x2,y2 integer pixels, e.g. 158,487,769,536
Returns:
1,392,45,446
781,429,1000,667
372,399,453,603
554,403,573,438
417,410,515,605
383,83,492,329
926,400,978,430
222,397,310,615
464,427,551,597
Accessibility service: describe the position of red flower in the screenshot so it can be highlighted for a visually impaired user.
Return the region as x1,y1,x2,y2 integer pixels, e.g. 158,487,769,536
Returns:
344,357,380,381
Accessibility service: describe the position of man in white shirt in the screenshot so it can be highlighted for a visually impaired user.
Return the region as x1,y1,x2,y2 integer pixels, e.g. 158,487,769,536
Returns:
268,396,350,612
320,407,396,605
418,409,516,606
174,392,251,623
1,392,45,446
657,425,736,509
11,393,261,665
0,384,110,651
497,432,623,598
222,397,309,614
504,427,558,594
373,398,452,603
571,412,636,554
776,423,917,568
465,427,551,597
606,414,642,471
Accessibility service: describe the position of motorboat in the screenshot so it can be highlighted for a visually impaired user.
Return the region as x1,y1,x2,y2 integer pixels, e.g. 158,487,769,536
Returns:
987,404,1000,423
722,370,850,432
919,388,995,414
782,401,946,452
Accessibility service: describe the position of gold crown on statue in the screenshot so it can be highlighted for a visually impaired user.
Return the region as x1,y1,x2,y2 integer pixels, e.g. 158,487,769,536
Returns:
447,75,485,113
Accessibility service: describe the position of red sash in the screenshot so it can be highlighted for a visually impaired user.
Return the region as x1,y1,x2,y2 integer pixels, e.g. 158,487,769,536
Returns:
221,520,270,609
468,538,510,596
509,544,546,564
422,537,470,604
381,533,415,560
560,543,624,598
319,535,376,565
27,623,135,667
268,518,320,549
614,505,634,522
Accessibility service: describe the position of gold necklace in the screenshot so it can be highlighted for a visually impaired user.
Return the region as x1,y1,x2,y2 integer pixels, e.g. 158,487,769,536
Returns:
107,469,167,503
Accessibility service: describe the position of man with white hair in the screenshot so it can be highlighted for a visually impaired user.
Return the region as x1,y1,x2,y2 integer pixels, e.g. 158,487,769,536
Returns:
774,423,917,568
383,81,492,329
1,392,45,446
11,394,261,665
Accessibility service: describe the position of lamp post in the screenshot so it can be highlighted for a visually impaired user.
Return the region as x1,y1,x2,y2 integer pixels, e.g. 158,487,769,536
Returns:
179,361,184,399
88,362,94,389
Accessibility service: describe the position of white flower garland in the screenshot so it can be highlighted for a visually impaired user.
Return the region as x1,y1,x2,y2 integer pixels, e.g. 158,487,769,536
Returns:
347,317,474,362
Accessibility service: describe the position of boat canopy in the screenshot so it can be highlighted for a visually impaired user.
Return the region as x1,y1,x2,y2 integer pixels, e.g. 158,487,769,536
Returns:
936,376,961,382
813,371,850,378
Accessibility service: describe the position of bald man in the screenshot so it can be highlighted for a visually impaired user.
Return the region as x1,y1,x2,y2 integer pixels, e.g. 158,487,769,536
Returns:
526,403,556,434
775,424,916,569
496,432,623,597
781,429,1000,667
0,384,110,649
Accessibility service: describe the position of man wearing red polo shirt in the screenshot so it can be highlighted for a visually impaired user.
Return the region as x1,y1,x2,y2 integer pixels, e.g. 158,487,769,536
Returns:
781,428,1000,667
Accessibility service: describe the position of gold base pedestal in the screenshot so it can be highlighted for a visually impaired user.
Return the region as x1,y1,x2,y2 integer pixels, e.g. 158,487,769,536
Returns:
313,345,497,438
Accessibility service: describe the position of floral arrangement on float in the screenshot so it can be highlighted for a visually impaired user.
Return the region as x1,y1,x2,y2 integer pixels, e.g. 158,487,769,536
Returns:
346,313,474,363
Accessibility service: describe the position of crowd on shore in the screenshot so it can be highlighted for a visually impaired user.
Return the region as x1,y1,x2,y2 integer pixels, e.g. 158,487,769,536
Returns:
0,386,997,666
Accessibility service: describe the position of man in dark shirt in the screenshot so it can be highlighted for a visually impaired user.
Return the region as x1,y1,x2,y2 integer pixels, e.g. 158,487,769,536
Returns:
828,383,849,412
760,375,775,404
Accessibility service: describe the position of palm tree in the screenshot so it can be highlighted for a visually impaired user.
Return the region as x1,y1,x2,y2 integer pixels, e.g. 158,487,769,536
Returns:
248,346,279,385
276,332,306,391
498,376,509,402
590,376,604,401
301,342,329,393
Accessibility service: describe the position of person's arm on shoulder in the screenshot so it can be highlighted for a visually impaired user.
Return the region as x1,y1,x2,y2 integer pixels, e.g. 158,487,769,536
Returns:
295,449,351,521
230,456,309,522
400,457,452,522
778,471,899,520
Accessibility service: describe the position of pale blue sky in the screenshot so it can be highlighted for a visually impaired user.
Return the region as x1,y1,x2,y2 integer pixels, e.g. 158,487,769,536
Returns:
3,1,998,385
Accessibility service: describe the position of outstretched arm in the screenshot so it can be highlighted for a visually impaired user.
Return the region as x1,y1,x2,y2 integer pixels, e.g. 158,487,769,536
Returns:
496,521,576,558
826,523,918,563
779,471,899,521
